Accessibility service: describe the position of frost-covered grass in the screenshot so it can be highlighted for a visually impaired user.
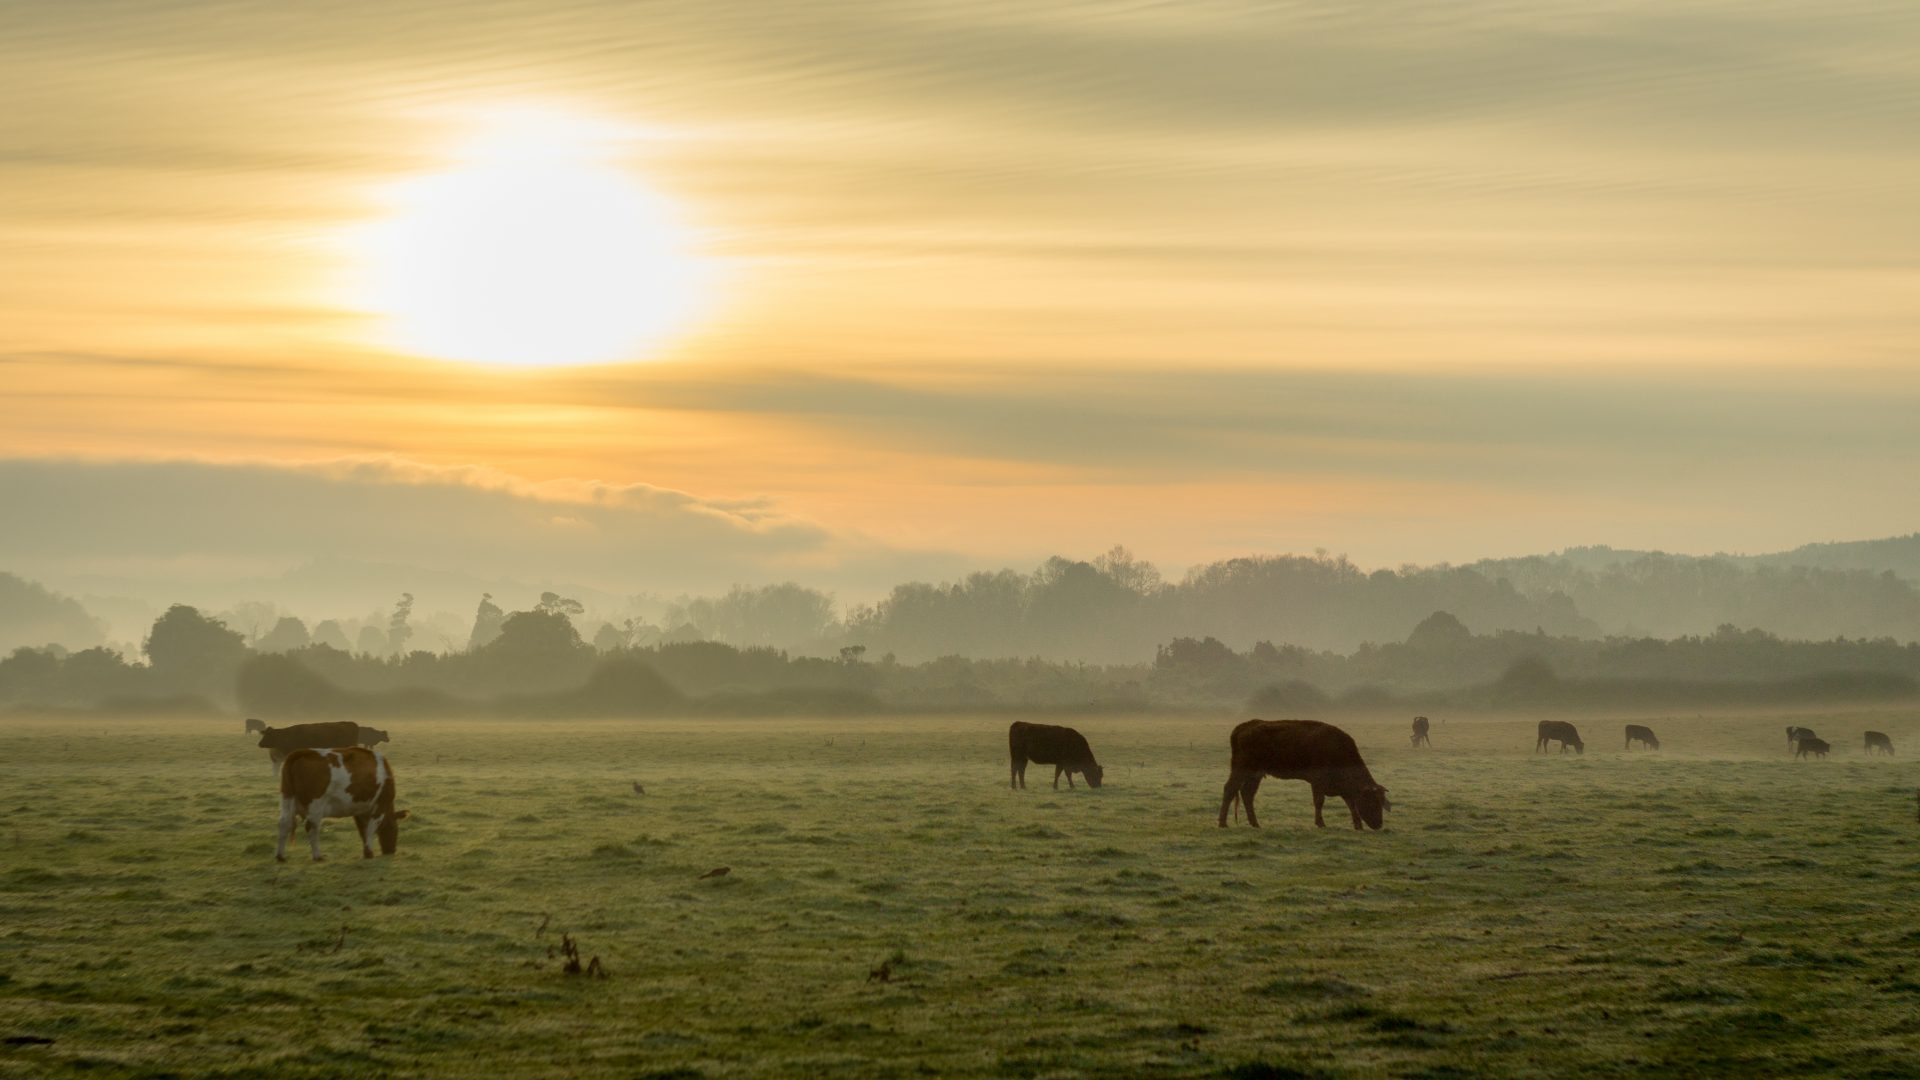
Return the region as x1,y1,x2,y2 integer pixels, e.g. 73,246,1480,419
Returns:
2,709,1918,1078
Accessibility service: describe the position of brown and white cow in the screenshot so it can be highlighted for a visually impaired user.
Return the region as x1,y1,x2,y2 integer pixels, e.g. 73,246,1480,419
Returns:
275,746,408,862
244,717,267,734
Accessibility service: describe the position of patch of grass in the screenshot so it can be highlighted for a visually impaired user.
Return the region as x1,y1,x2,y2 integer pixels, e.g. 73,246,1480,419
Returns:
1,710,1917,1077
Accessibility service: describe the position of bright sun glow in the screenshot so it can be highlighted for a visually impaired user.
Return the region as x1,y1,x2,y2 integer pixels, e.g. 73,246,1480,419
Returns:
350,108,707,367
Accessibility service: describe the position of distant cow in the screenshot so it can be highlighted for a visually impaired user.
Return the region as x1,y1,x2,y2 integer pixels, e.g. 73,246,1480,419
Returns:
256,722,389,772
1410,716,1432,748
1624,724,1660,751
1217,718,1388,830
1537,720,1584,755
244,717,266,735
1794,736,1831,760
1787,726,1817,752
1865,731,1894,756
275,747,407,862
1008,722,1103,790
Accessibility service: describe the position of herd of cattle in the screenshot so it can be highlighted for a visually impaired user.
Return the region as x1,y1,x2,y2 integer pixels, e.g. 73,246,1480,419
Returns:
254,713,1902,861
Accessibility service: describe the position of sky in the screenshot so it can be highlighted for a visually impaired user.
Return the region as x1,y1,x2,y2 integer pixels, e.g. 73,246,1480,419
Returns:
4,1,1919,615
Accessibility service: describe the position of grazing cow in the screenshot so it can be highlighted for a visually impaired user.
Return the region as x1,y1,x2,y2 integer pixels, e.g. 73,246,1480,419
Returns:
256,722,389,771
1537,720,1584,755
1787,726,1817,752
244,717,266,734
1794,736,1831,760
1624,724,1660,751
1217,718,1388,830
1866,731,1895,756
1410,716,1432,748
1008,722,1104,789
275,746,407,862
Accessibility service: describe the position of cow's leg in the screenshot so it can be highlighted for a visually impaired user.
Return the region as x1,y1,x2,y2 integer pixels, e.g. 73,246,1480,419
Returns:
1344,795,1363,830
306,810,326,861
1312,787,1327,828
1052,765,1061,790
1010,754,1020,790
1217,772,1239,827
275,797,296,862
1241,774,1264,828
354,814,375,858
1065,769,1075,789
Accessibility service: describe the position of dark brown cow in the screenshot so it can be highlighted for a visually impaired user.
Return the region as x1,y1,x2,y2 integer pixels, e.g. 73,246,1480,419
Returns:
1410,716,1432,748
1624,724,1660,751
256,722,389,771
1217,719,1387,830
1008,722,1103,789
275,746,407,862
1794,736,1831,760
1536,720,1583,755
1787,726,1817,752
1865,731,1895,756
244,717,266,734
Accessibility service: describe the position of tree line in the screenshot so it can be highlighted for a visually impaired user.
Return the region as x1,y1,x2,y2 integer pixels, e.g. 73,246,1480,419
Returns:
5,596,1918,717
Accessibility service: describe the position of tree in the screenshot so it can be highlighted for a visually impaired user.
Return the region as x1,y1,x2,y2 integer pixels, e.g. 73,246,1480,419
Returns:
537,592,585,617
0,572,106,653
1094,545,1163,594
468,593,505,650
143,604,249,701
355,624,388,655
312,619,351,651
490,609,584,655
482,608,594,692
387,593,415,655
255,616,312,653
592,619,638,653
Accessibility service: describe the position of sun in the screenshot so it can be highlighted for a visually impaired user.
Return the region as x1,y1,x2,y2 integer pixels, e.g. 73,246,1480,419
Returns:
349,108,708,367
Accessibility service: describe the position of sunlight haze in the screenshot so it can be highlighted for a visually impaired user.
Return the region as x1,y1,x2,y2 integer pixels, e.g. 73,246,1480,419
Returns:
4,0,1918,596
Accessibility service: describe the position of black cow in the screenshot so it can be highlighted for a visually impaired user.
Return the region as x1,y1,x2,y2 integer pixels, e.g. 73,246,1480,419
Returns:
1624,724,1660,751
1794,736,1831,760
1537,720,1584,755
1787,726,1817,752
1410,716,1432,748
1217,718,1388,830
1865,731,1894,756
256,722,390,771
1008,722,1103,790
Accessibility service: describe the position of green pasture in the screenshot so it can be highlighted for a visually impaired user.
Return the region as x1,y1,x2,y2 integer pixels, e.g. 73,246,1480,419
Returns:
2,709,1918,1078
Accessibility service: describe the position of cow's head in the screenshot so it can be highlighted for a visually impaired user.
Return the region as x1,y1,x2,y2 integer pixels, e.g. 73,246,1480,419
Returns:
1353,785,1389,830
376,809,410,855
363,727,390,745
1083,763,1104,789
255,729,274,748
1571,738,1585,755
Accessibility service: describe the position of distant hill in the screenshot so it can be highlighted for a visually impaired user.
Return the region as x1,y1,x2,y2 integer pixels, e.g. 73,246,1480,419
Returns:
1744,533,1920,580
1481,534,1920,582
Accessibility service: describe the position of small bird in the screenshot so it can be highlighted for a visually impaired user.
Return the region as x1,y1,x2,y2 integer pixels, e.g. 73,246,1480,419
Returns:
698,866,730,880
631,782,646,795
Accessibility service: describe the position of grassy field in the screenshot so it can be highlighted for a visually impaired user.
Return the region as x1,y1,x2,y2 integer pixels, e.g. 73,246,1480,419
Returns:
2,708,1918,1078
